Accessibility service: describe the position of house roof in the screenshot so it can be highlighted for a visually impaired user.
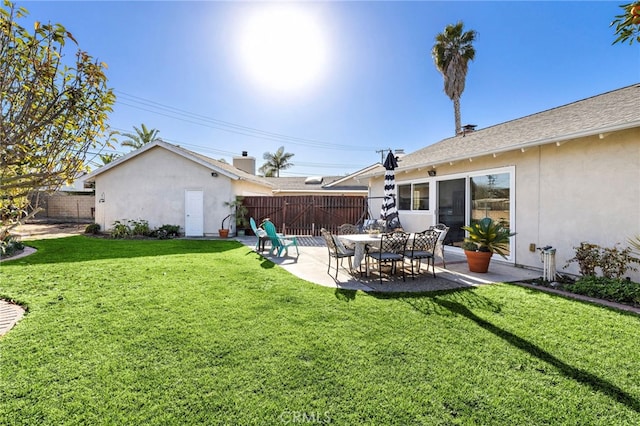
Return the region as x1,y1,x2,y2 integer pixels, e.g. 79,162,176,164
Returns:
369,84,640,176
266,175,367,193
83,140,273,188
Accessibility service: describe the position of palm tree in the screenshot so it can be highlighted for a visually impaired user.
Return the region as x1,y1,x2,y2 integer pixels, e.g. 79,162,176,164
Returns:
259,146,294,177
120,123,161,150
432,22,477,136
99,153,119,165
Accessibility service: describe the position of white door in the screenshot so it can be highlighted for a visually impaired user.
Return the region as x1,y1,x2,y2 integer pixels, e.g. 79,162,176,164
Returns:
185,190,204,237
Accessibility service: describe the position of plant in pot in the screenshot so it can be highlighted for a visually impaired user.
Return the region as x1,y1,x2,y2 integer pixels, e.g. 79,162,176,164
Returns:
233,198,249,236
461,217,516,273
222,197,249,237
219,213,232,238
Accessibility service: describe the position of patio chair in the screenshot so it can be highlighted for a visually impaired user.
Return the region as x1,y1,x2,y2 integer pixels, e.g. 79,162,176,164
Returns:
404,229,438,278
262,220,299,257
429,223,450,268
249,217,270,252
321,228,355,279
365,231,409,284
337,223,360,250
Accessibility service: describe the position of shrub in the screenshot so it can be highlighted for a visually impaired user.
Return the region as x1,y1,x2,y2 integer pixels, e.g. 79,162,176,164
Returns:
565,242,638,279
0,235,24,257
111,220,132,239
130,219,151,237
600,245,638,279
565,242,600,276
153,224,180,240
85,223,101,234
562,276,640,306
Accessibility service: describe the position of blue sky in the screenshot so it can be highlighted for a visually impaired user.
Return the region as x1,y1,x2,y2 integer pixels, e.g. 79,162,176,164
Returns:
18,1,639,176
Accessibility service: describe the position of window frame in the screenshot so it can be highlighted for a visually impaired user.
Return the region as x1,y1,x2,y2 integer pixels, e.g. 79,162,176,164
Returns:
397,180,431,212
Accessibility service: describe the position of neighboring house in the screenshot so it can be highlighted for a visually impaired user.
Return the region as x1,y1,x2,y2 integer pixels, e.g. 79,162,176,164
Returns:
266,164,374,196
365,84,640,280
83,141,273,237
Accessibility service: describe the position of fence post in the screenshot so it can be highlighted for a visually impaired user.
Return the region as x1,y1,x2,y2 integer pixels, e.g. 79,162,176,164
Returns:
282,201,287,235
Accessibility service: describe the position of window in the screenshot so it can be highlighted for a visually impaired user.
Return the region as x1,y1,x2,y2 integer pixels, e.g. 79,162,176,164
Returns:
398,184,411,210
397,182,429,211
470,172,512,256
412,182,429,210
470,173,510,227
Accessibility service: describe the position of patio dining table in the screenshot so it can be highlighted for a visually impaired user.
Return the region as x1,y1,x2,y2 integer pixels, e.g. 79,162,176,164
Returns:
338,233,384,276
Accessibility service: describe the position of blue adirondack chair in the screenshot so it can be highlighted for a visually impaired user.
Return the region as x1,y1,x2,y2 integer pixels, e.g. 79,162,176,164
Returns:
262,220,299,257
249,217,270,252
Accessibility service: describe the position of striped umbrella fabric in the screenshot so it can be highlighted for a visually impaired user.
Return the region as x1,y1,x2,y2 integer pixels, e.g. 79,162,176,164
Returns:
380,151,401,231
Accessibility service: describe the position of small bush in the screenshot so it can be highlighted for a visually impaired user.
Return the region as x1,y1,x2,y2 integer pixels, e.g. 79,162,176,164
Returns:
153,224,180,240
565,242,638,279
111,220,132,239
130,219,151,237
85,223,101,234
565,242,600,276
562,276,640,306
1,235,25,257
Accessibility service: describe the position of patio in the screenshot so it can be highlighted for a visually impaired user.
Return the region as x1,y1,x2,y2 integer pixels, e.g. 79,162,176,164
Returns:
236,235,542,293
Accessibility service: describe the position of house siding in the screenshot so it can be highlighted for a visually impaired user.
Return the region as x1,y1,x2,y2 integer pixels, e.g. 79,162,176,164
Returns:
92,146,271,236
371,127,640,281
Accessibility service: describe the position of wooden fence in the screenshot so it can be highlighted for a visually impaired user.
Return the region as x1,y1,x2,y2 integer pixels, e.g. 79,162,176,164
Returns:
242,195,369,236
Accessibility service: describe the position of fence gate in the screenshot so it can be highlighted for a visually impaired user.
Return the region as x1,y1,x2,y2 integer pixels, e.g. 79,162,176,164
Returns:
242,196,368,236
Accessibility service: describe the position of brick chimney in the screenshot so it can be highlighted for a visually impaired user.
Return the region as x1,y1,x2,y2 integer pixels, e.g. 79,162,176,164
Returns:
233,151,256,175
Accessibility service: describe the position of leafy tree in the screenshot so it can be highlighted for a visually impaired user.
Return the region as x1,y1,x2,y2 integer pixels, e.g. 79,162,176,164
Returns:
0,1,115,239
259,146,294,177
611,1,640,45
120,123,161,150
432,22,477,136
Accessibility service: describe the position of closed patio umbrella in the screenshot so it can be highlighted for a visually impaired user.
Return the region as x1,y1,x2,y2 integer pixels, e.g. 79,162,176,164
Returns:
380,151,401,231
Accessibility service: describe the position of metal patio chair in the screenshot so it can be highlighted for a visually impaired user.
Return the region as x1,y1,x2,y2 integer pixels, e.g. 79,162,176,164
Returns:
404,229,438,278
321,228,355,278
365,231,409,284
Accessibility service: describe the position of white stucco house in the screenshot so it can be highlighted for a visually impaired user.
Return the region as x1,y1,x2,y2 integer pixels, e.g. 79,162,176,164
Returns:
363,84,640,281
82,141,369,237
83,142,274,237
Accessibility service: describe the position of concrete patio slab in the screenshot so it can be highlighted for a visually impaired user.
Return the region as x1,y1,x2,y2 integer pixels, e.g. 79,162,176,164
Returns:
235,235,543,292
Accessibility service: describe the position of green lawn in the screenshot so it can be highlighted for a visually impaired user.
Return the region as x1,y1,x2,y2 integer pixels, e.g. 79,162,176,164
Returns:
1,236,640,425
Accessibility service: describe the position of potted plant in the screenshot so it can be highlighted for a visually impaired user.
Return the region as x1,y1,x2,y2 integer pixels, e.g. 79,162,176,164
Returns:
219,213,232,238
461,217,516,273
222,197,249,237
233,198,249,236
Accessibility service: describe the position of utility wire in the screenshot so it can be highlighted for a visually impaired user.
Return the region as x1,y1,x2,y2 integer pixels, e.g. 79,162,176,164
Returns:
114,90,371,152
109,127,368,170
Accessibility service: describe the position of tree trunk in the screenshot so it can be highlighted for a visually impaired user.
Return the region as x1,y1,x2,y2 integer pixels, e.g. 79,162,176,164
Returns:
453,96,461,136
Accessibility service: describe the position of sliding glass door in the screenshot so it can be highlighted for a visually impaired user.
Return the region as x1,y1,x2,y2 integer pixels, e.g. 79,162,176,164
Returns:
437,178,466,246
436,169,514,256
470,172,512,255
